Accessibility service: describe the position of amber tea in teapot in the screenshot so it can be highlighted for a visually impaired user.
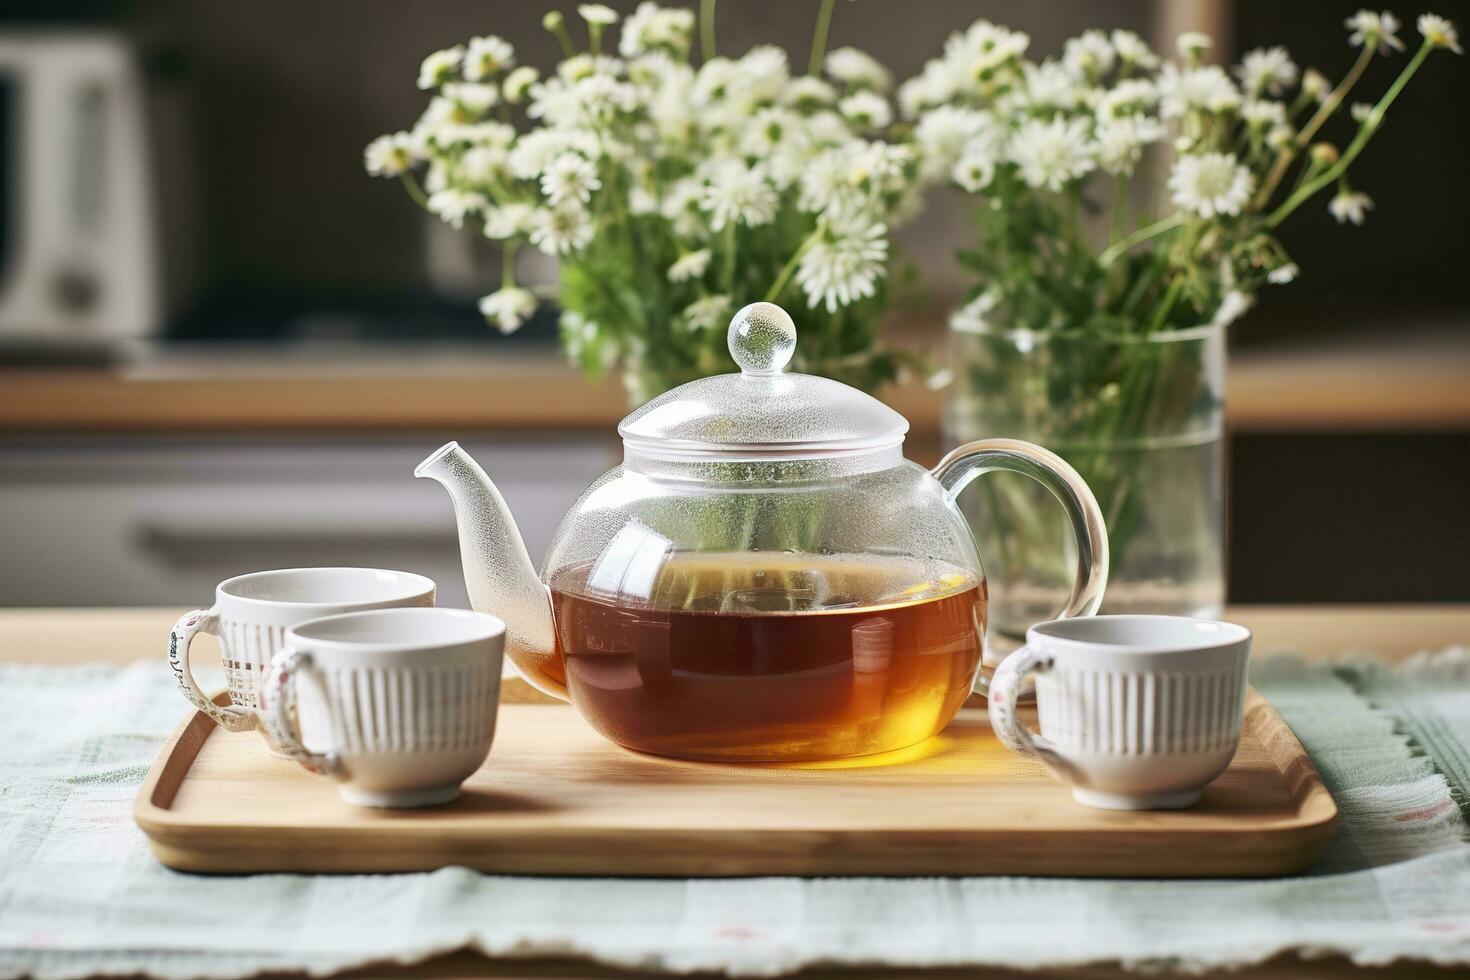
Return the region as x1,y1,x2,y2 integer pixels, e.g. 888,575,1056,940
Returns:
549,552,985,761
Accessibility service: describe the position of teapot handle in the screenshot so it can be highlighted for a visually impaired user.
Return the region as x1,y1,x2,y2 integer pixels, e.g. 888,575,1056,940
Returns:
931,438,1108,622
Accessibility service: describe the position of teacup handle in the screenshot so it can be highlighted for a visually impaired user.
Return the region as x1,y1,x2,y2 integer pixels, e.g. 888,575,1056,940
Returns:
167,608,255,732
987,645,1064,770
931,438,1109,621
261,646,343,778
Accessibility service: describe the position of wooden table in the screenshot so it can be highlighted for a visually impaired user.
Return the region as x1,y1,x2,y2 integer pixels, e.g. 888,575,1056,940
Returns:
3,604,1467,980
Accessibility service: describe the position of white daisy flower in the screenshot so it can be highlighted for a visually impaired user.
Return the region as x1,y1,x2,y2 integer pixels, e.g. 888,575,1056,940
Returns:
784,76,839,108
1021,60,1087,110
443,82,499,117
1328,189,1373,225
507,129,599,180
949,288,1001,333
839,91,892,130
1236,47,1298,96
797,214,888,313
503,66,539,104
699,160,779,230
1158,63,1241,117
740,107,807,161
464,36,515,81
363,132,416,177
1097,79,1159,120
952,137,999,192
1242,100,1288,128
478,287,537,334
417,45,464,90
1266,123,1295,150
1177,32,1212,60
1268,262,1300,285
1111,30,1160,69
913,106,993,179
1419,14,1463,53
1347,10,1405,52
1351,101,1374,122
667,249,712,283
427,189,490,229
1097,116,1164,176
577,4,619,26
682,295,731,332
528,203,595,255
1009,116,1097,192
457,146,507,184
660,177,706,237
824,47,893,92
620,2,695,57
1167,152,1255,218
540,152,601,206
482,203,533,240
1063,29,1116,79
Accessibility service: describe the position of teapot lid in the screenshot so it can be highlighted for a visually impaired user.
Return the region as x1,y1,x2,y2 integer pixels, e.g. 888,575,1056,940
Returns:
618,302,909,458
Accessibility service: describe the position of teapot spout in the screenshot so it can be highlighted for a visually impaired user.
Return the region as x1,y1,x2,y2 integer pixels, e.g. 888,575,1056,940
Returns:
415,441,566,699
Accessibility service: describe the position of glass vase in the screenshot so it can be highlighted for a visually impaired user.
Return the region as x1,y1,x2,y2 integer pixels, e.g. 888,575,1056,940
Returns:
946,322,1226,639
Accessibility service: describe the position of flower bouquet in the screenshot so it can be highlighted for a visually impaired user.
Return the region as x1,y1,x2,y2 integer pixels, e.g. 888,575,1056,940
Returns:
900,11,1460,630
365,1,920,404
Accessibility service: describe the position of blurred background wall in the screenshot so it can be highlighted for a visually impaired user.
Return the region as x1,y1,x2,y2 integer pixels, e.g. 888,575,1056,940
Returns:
0,0,1466,607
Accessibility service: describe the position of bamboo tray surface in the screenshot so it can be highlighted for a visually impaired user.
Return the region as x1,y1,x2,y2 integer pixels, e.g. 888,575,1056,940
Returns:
135,689,1336,877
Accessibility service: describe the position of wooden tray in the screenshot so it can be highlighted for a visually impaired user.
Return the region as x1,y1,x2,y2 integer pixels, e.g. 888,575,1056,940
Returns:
135,689,1336,878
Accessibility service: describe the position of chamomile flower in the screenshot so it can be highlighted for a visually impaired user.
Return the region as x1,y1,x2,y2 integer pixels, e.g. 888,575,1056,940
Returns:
478,287,537,334
1158,63,1241,117
1351,101,1375,123
1111,30,1159,69
952,136,1000,192
417,46,464,90
503,66,539,104
507,129,598,180
784,76,838,109
1419,14,1463,53
699,161,779,230
825,47,893,92
481,203,533,240
577,4,619,26
1097,79,1159,120
427,189,489,229
913,106,992,179
619,2,695,57
463,36,515,81
682,295,731,332
1063,29,1116,80
540,153,601,206
457,145,507,184
667,249,712,284
1097,116,1164,176
1235,47,1298,96
1009,116,1097,192
528,203,595,255
1242,100,1288,128
797,213,888,313
839,91,892,130
1177,32,1212,60
1346,10,1405,52
1328,189,1374,225
442,82,499,116
1021,60,1087,111
1168,152,1254,218
363,132,417,177
1301,68,1331,101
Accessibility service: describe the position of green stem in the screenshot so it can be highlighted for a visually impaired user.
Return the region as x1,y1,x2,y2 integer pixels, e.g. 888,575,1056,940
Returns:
807,0,837,76
547,19,576,59
1267,41,1433,228
1148,277,1185,333
764,230,820,303
588,24,603,54
1254,42,1375,209
1109,175,1128,245
501,240,520,289
1098,213,1184,267
398,172,430,210
700,0,717,63
722,220,737,293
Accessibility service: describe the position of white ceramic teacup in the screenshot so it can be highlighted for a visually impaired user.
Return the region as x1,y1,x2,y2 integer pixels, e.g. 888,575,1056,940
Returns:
260,607,505,808
167,568,436,737
988,615,1252,810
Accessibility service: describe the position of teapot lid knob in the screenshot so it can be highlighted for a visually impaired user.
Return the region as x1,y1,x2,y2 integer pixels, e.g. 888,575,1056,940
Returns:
727,302,796,376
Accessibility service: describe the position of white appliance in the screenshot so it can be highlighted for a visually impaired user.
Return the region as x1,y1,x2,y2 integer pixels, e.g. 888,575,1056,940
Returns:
0,33,160,342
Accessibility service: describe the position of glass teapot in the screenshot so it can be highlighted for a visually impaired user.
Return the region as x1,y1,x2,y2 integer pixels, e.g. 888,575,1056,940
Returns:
417,303,1107,762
